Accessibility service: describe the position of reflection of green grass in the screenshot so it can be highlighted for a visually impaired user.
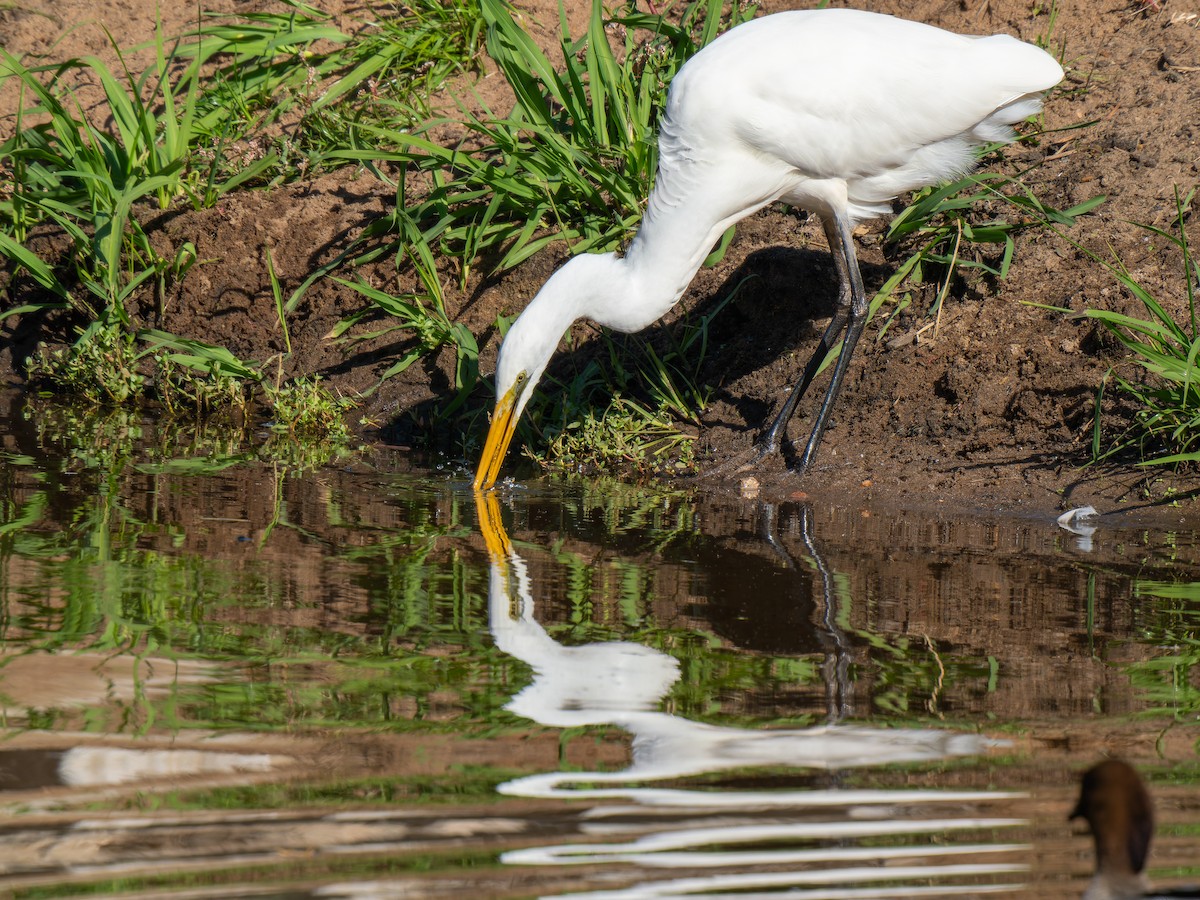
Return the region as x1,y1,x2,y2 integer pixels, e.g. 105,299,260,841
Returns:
6,412,1198,744
176,652,528,733
135,769,528,812
1124,579,1200,719
0,440,836,736
25,396,354,474
0,508,514,732
0,410,502,732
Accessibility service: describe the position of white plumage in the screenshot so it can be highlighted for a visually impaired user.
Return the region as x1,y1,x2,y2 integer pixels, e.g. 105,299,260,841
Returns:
474,8,1063,490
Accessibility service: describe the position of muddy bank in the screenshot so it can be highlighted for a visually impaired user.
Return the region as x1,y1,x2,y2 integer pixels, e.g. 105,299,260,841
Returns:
3,0,1200,518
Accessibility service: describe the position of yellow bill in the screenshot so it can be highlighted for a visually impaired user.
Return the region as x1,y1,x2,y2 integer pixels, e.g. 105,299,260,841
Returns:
473,386,519,491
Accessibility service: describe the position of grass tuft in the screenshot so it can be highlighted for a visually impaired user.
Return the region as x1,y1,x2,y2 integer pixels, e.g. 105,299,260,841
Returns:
1072,189,1200,465
266,376,356,442
28,319,149,404
325,0,754,278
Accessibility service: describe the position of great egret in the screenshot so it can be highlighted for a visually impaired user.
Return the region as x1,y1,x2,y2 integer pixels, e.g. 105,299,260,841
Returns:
473,8,1063,491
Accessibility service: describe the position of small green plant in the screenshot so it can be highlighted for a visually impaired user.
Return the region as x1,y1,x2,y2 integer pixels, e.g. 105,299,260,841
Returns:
292,0,484,153
1071,189,1200,465
629,285,746,425
1,50,175,322
181,0,484,170
142,330,264,382
875,168,1104,342
0,19,293,323
155,355,254,420
329,206,479,410
144,327,356,445
28,319,149,404
1,1,489,433
265,376,356,442
541,393,696,477
1031,0,1065,60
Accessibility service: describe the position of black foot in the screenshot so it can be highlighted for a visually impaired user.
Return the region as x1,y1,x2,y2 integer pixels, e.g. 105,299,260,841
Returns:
692,438,784,481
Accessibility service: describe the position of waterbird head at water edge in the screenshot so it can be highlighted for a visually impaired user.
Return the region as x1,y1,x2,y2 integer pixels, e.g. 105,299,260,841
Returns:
474,255,615,491
1072,759,1154,900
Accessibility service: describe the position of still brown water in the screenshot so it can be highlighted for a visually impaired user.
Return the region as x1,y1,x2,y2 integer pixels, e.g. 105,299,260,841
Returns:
0,401,1198,898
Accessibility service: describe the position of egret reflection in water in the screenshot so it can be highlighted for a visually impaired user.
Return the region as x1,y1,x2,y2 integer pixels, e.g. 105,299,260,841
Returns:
474,492,1030,896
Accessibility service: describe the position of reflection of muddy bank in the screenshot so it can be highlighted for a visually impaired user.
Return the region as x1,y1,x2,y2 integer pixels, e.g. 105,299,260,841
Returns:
493,489,1189,725
1,754,1195,899
0,421,1197,896
0,793,589,892
0,732,304,812
0,652,218,720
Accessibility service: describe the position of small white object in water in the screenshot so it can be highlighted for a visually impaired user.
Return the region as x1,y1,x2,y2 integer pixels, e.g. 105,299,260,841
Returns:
1056,506,1099,552
1056,506,1098,529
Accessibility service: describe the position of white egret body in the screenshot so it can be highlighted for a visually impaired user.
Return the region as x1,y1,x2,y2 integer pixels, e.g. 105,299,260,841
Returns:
474,8,1063,490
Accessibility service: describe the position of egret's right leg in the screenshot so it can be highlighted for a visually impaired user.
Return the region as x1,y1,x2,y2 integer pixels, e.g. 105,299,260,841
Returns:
795,210,868,471
758,212,861,464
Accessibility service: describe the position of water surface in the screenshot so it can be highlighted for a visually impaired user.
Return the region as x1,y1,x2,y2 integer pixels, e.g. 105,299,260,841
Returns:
1,398,1198,897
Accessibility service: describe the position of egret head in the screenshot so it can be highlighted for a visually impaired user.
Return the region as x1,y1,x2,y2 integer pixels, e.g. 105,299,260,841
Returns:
471,316,554,492
474,254,617,491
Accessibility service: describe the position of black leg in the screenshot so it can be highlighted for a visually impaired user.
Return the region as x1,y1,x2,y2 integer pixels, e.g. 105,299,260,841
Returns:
759,211,865,471
759,307,848,456
796,210,868,472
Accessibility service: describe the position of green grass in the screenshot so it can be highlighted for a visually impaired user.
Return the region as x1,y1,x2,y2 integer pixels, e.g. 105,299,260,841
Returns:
326,0,754,278
1045,189,1200,466
174,0,485,176
871,165,1104,344
1090,193,1200,465
27,319,150,404
329,202,479,413
0,10,308,322
542,393,697,477
315,0,754,468
264,376,355,442
0,0,484,433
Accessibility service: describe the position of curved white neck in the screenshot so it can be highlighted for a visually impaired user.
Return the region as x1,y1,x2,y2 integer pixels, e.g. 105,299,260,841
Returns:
613,158,784,332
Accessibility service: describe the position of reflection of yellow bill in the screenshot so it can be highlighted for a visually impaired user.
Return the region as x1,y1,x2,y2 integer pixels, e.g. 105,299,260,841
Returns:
475,489,512,567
